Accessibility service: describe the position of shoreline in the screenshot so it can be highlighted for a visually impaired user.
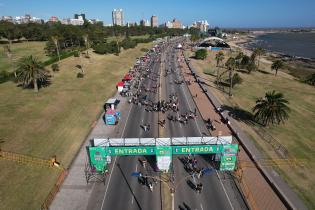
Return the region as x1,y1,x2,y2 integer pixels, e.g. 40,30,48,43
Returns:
236,33,315,61
227,35,315,78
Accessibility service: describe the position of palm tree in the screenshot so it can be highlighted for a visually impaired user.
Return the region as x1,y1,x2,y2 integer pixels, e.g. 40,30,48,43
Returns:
271,60,284,76
253,47,265,70
252,90,290,126
51,36,61,61
235,52,244,71
16,55,49,92
215,51,224,67
215,51,224,86
225,57,236,96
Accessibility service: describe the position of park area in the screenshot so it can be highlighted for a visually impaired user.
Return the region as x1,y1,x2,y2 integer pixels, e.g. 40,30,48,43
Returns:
0,41,153,209
0,41,49,72
188,48,315,209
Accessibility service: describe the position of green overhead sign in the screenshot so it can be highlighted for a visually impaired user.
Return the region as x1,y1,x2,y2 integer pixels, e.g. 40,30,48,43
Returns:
88,147,107,172
156,146,172,156
222,144,239,154
106,146,156,156
172,145,221,154
220,155,237,171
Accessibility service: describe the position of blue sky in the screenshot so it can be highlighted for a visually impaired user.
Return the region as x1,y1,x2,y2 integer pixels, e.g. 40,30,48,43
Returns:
0,0,314,28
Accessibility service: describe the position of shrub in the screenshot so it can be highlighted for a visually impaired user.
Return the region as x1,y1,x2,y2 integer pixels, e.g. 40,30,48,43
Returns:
0,70,12,83
93,41,119,55
121,38,137,50
195,49,207,60
73,51,80,57
43,51,76,66
51,63,59,72
231,73,243,87
77,72,84,78
133,38,154,44
304,73,315,86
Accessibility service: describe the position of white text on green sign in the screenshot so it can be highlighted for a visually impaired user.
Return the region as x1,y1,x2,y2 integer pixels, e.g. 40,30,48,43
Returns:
172,145,220,154
107,146,156,156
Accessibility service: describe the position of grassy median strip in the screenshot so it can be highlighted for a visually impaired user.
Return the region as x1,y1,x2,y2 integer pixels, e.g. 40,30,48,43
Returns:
0,42,153,210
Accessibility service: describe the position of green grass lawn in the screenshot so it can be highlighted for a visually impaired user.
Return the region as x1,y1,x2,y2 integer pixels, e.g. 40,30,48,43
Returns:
105,34,150,42
190,49,315,209
0,41,49,73
0,42,153,210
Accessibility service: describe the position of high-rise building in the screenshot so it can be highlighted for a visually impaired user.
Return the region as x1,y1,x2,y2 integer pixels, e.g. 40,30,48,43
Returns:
112,9,124,26
151,15,158,27
74,13,85,20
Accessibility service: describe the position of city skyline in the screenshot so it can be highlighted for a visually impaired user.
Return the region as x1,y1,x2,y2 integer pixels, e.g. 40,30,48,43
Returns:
0,0,315,28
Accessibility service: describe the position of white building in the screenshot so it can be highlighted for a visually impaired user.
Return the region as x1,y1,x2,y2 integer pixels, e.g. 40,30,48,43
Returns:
61,18,70,25
69,15,84,25
112,9,124,26
145,19,150,27
165,21,173,28
191,20,209,32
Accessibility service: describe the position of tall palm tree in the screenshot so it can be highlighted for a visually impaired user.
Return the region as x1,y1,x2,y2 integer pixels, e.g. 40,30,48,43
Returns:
225,57,236,96
51,36,61,61
215,51,224,85
16,55,49,92
253,47,265,70
252,90,290,126
271,60,284,76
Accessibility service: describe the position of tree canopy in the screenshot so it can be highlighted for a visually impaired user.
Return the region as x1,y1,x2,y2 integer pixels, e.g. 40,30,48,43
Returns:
253,90,290,126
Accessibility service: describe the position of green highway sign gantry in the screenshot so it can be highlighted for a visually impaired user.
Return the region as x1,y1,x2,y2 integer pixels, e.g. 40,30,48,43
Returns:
103,144,239,156
88,144,239,172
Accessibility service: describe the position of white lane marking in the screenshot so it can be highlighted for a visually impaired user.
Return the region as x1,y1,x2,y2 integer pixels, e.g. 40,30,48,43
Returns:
216,170,234,210
100,99,134,210
200,204,204,210
177,59,202,135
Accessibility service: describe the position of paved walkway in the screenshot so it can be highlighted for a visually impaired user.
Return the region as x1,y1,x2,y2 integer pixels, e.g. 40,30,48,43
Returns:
178,52,288,210
50,92,131,210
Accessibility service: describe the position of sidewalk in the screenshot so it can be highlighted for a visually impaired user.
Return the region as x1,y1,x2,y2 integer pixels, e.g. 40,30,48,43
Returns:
50,93,131,210
178,52,296,210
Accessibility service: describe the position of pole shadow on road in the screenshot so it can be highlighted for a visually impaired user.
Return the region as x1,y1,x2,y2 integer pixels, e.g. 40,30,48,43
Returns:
178,202,192,210
117,163,143,210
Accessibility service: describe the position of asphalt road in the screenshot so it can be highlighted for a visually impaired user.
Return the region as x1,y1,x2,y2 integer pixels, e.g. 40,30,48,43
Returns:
87,39,247,210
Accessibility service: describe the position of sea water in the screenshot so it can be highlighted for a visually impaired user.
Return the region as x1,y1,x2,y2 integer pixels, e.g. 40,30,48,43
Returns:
248,32,315,59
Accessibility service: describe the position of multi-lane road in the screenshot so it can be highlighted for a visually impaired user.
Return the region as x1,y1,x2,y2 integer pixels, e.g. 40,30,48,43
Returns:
87,38,247,210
